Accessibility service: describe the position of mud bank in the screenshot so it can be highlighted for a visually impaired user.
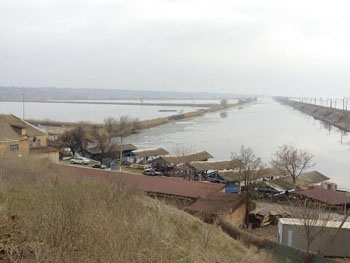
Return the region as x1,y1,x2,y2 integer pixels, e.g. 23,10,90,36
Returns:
277,98,350,132
29,98,256,135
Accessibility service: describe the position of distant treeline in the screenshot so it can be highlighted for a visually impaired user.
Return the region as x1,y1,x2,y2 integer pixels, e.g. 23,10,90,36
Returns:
0,87,242,101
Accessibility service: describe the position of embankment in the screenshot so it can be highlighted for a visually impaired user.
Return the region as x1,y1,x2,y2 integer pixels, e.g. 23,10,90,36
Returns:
29,99,255,134
277,98,350,132
135,104,231,130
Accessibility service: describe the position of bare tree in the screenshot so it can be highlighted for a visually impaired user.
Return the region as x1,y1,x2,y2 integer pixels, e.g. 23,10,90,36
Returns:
59,124,88,157
288,198,337,254
220,98,228,108
171,145,197,179
90,125,119,162
232,146,263,192
104,117,119,137
271,144,314,184
104,115,139,138
231,146,263,225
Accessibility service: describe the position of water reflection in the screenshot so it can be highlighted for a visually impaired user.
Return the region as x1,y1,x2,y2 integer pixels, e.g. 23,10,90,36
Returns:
220,111,227,118
125,98,350,189
287,105,350,146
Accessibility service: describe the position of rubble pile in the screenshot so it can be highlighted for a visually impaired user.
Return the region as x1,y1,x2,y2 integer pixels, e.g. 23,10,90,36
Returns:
249,210,291,227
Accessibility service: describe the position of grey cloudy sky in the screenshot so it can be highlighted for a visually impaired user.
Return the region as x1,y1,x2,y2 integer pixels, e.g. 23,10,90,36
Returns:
1,0,350,96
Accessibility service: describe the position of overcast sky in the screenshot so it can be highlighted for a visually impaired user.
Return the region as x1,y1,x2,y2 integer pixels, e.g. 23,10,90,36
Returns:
1,0,350,96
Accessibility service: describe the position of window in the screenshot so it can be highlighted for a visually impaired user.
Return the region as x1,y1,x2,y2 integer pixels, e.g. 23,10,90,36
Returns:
29,140,33,148
10,144,19,151
36,138,41,147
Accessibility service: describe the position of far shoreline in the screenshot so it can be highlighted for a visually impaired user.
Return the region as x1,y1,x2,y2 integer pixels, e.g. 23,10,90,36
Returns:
26,98,256,134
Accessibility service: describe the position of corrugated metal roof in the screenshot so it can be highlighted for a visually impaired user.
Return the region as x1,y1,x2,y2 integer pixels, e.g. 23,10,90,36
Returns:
186,193,245,215
297,188,350,205
61,165,225,199
262,170,329,192
190,160,241,171
132,148,169,158
298,171,329,184
88,144,137,154
161,151,213,164
0,114,46,141
115,144,137,152
279,218,350,228
218,167,283,182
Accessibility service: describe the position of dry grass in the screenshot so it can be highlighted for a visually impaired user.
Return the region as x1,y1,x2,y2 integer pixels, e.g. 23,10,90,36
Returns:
0,156,275,262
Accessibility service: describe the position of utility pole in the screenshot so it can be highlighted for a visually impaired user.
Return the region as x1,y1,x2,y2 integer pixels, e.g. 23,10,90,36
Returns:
22,88,25,128
119,137,123,172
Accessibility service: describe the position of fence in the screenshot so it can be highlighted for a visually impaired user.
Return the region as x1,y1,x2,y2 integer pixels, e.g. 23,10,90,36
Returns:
290,97,350,111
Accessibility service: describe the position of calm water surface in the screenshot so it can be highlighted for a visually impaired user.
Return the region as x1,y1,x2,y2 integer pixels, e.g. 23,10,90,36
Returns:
1,98,349,189
125,98,350,189
0,101,208,122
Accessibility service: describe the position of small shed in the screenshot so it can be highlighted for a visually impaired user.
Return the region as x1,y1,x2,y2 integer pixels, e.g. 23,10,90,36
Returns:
131,148,169,167
186,193,246,225
86,143,137,162
30,146,60,164
115,144,137,156
278,218,350,257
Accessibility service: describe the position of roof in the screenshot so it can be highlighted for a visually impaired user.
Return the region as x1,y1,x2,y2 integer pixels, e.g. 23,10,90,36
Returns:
115,144,137,152
279,218,350,229
296,188,350,205
218,167,283,182
186,193,245,215
161,151,213,164
61,165,225,199
190,160,241,171
262,170,329,192
87,143,137,154
298,171,329,184
30,146,59,154
0,114,46,142
132,148,169,158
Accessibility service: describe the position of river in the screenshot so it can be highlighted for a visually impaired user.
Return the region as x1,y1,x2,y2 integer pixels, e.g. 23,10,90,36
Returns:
1,97,349,189
124,97,350,189
0,99,235,123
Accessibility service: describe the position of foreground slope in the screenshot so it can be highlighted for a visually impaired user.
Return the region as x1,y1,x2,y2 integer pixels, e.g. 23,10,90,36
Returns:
0,157,273,262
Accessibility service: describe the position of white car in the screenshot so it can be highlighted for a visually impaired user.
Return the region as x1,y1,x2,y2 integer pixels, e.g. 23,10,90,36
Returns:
70,157,90,165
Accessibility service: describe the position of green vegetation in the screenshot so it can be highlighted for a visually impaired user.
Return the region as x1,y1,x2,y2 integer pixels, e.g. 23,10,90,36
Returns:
0,157,274,262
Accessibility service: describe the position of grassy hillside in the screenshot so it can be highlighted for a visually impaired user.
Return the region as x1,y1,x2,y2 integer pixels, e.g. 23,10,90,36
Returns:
0,157,274,262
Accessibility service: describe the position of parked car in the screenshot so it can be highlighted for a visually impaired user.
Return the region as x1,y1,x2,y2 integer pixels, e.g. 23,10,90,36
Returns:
142,168,161,176
70,157,90,165
92,164,108,170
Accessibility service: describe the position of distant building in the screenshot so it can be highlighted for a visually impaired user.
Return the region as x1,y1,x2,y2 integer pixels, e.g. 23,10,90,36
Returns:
0,114,59,163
